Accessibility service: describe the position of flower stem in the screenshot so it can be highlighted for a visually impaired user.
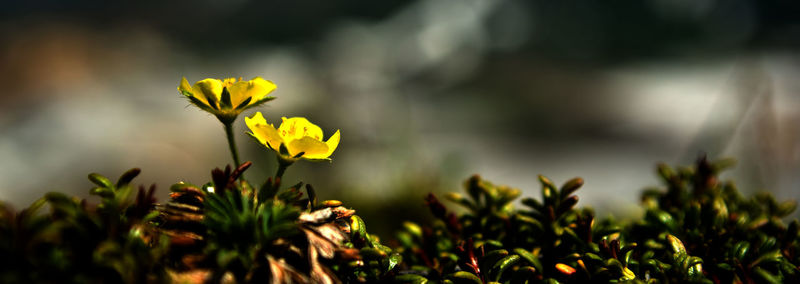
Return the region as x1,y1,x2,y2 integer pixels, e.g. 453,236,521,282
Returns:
259,155,293,201
275,155,293,180
224,122,243,172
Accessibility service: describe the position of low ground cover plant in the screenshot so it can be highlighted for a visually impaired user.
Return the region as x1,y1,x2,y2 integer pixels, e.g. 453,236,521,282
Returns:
0,77,797,283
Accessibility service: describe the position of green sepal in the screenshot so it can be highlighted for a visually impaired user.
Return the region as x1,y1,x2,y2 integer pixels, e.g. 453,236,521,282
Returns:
306,184,317,209
279,143,291,156
184,94,215,112
220,87,232,109
241,96,276,111
234,96,252,109
203,90,219,110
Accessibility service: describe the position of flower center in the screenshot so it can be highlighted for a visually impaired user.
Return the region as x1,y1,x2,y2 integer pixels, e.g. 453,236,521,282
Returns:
280,122,320,140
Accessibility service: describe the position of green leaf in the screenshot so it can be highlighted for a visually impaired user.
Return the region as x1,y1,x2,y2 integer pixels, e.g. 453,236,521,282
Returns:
511,266,537,283
445,192,477,211
351,215,368,244
387,253,402,272
491,255,521,281
89,187,114,198
666,234,687,259
539,175,556,204
777,200,797,217
446,271,482,284
513,248,542,273
752,250,782,267
361,247,387,260
560,177,584,199
393,274,428,284
466,176,483,205
646,209,677,232
116,168,141,188
753,267,782,284
711,158,737,172
521,197,543,212
657,163,675,182
555,195,578,217
88,173,113,188
482,249,509,271
716,263,734,271
403,221,423,239
733,241,750,261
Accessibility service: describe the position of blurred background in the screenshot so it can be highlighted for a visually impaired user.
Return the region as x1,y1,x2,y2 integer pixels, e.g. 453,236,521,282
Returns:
1,0,799,236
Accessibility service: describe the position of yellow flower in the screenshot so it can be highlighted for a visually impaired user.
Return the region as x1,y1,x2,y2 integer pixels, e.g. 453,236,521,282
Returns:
245,112,341,161
178,77,277,123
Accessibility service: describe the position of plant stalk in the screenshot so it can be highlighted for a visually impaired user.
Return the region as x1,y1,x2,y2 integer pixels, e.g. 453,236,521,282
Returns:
224,122,243,174
275,155,293,180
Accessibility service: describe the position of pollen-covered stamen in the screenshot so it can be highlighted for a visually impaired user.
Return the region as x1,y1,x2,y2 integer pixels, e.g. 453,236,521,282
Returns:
222,78,237,88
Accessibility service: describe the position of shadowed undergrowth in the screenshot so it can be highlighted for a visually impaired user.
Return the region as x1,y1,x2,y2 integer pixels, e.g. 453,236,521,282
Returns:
0,157,797,283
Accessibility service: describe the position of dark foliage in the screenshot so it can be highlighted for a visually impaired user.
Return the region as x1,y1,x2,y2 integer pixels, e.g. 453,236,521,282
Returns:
393,157,800,283
0,157,796,283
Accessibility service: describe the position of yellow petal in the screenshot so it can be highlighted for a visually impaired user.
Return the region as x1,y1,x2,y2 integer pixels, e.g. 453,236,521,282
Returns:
192,78,223,104
325,129,341,156
245,112,282,149
178,77,192,94
228,77,277,107
277,117,323,142
245,112,268,129
179,77,211,107
287,136,329,158
251,124,283,150
304,129,340,159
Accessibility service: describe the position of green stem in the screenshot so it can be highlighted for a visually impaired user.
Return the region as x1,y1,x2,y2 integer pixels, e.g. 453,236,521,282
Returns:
224,122,243,170
259,155,293,201
275,155,293,180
